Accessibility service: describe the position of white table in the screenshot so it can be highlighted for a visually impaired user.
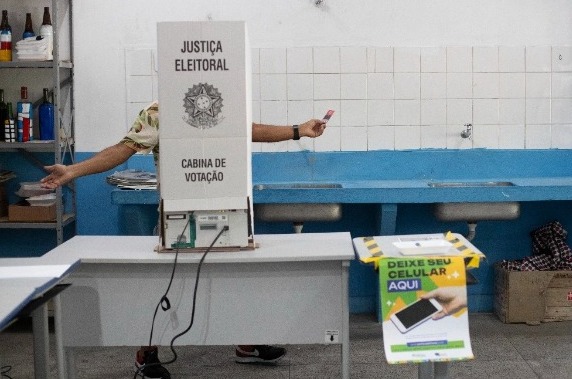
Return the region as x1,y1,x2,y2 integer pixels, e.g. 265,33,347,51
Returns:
42,232,354,379
0,259,80,379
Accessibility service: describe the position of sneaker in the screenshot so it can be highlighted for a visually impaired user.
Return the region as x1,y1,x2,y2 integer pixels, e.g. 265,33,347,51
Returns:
235,345,286,364
135,346,171,379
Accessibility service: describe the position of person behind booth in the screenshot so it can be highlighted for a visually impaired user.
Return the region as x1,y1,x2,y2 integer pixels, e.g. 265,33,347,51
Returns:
41,101,327,376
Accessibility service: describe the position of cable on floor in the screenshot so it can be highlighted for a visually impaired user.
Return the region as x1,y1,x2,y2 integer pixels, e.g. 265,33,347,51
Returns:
133,223,228,379
1,365,13,379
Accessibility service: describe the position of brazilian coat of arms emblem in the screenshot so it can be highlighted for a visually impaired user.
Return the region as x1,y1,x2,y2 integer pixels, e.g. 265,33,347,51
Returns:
183,83,224,129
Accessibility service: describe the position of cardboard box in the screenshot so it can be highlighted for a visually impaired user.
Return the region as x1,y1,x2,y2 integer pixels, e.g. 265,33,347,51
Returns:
8,201,56,222
494,263,572,324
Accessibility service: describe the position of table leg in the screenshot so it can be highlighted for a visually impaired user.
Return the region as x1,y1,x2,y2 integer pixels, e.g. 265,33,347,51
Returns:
31,303,49,379
65,348,76,379
341,262,350,379
53,295,67,379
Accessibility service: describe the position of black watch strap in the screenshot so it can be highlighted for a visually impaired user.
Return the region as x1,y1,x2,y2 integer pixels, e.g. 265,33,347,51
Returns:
292,125,300,140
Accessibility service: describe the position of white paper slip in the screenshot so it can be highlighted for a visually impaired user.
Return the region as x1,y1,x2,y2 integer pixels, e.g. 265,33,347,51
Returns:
393,240,454,256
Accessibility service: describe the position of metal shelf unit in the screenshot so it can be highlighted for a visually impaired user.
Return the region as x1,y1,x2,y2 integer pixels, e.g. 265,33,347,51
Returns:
0,0,75,245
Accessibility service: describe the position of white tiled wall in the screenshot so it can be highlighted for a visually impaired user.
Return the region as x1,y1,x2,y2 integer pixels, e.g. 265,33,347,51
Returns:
125,45,572,152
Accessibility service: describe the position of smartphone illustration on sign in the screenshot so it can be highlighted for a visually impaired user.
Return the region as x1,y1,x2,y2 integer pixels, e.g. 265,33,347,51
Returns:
390,298,443,334
322,110,335,122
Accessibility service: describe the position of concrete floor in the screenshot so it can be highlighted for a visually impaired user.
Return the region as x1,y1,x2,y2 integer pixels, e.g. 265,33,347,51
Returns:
1,313,571,379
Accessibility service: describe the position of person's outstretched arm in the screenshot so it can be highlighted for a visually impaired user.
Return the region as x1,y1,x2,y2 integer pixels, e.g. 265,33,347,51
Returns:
41,143,136,189
252,119,326,142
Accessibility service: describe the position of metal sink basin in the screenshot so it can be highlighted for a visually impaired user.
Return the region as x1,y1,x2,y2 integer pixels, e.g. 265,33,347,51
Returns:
254,183,342,190
428,181,515,188
253,183,343,229
434,202,520,222
254,203,342,223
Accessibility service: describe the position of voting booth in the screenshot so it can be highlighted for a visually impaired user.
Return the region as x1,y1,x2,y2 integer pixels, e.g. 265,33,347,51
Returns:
157,21,253,249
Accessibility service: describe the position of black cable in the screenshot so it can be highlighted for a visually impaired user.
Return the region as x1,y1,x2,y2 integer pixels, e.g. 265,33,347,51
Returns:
1,365,13,379
134,225,227,379
133,217,190,379
147,218,191,346
164,226,228,363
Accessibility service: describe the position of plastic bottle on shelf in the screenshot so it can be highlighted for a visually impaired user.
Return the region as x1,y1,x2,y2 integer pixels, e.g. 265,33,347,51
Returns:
39,88,54,140
0,89,8,141
17,87,33,142
0,10,12,62
4,102,15,142
23,13,35,39
39,7,53,61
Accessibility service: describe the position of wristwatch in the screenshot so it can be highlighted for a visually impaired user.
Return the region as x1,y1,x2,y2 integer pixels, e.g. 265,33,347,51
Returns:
292,125,300,140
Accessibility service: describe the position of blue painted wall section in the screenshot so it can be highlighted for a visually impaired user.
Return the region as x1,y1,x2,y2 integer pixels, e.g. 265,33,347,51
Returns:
76,154,158,236
2,149,571,315
252,150,572,182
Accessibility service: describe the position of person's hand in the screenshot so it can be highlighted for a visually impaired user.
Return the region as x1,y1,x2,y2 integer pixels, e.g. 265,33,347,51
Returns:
40,164,73,189
298,119,326,138
421,286,467,320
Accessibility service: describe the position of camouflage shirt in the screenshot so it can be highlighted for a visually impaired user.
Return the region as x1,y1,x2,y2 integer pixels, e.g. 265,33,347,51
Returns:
120,102,160,163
